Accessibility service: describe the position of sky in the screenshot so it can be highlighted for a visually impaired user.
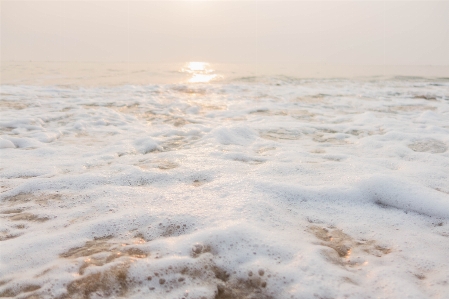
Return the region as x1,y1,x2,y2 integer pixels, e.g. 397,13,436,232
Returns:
1,1,448,65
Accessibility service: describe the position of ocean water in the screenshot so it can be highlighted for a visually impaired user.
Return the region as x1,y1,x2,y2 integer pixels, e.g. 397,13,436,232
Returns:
1,62,449,299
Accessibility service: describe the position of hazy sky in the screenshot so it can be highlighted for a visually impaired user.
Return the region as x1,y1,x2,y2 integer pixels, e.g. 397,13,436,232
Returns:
1,1,448,65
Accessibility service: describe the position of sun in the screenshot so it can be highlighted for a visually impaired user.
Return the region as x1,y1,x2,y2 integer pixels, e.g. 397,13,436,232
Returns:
180,62,218,83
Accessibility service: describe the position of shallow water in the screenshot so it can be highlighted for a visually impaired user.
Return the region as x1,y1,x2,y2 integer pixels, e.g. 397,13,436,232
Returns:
1,63,449,298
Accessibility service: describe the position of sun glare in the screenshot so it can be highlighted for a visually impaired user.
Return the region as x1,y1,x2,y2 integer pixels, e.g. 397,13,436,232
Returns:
180,61,219,83
189,73,217,83
186,62,210,73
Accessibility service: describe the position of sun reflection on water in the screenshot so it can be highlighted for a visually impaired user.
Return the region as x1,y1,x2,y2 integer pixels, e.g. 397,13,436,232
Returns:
180,62,219,83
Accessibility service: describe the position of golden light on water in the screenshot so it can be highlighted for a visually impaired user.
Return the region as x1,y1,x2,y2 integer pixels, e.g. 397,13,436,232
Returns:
180,61,219,83
189,73,217,83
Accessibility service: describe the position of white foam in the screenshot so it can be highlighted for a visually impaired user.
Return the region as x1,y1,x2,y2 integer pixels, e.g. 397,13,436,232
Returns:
1,78,448,298
0,138,15,149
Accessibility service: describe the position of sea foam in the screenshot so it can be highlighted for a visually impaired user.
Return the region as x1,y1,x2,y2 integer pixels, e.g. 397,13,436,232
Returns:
1,78,448,298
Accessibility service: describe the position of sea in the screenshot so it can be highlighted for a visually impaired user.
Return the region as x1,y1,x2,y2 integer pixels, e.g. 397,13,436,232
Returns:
1,61,449,299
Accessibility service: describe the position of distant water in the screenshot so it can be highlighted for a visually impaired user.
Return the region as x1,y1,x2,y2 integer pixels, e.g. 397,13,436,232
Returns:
2,61,449,86
1,62,449,298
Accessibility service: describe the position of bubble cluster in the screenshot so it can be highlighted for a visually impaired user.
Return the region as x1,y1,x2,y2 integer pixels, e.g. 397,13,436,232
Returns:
1,78,449,298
